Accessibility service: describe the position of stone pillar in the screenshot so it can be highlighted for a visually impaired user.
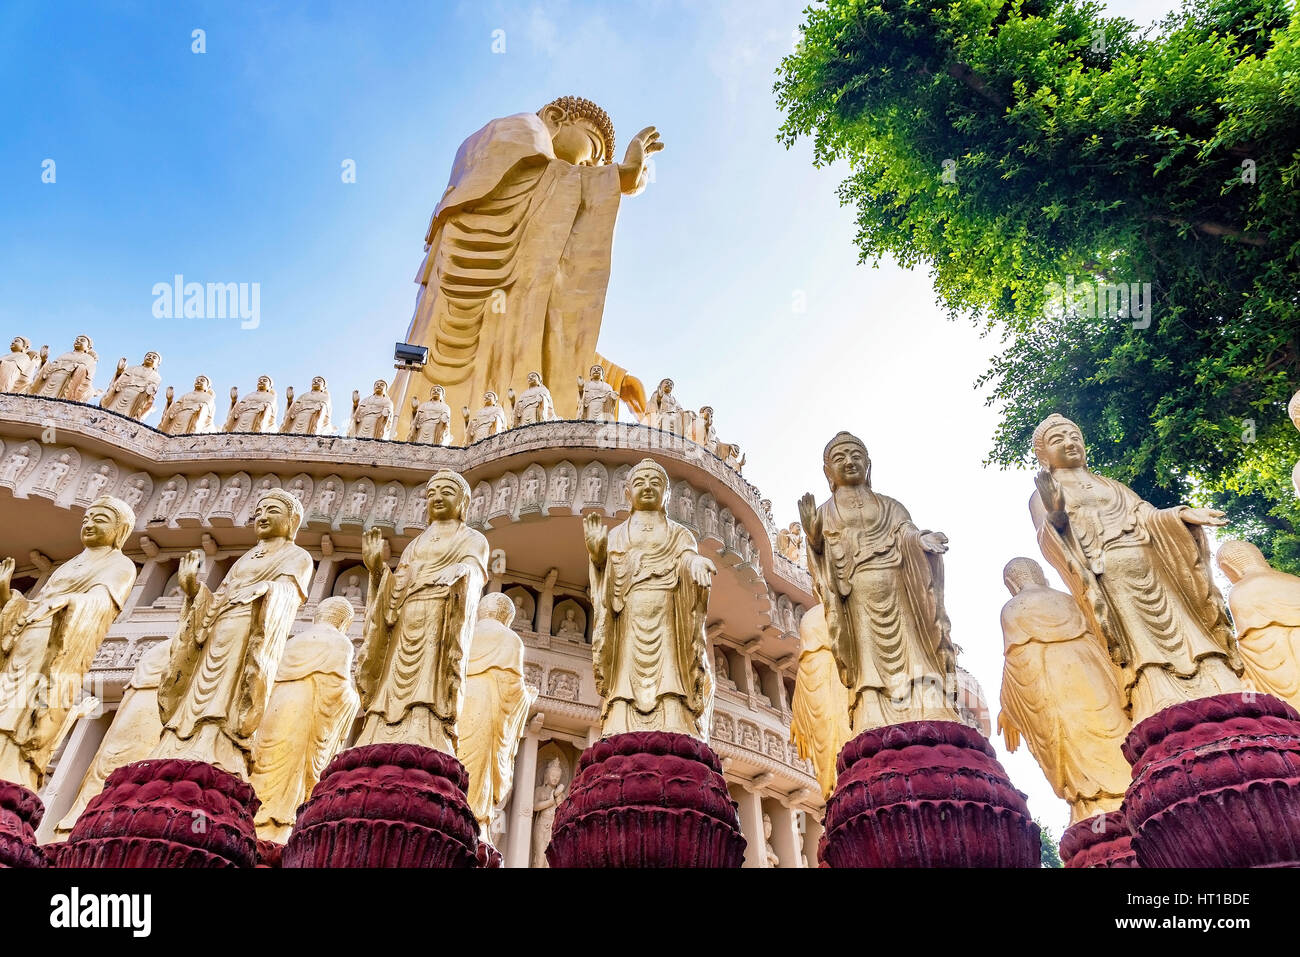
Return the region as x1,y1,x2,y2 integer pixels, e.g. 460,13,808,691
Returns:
506,718,544,869
535,568,558,636
731,783,765,868
307,557,338,604
804,812,825,867
120,557,168,616
767,801,800,869
34,710,111,843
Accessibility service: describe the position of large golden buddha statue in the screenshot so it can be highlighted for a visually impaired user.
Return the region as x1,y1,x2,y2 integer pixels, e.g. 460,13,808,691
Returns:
1217,539,1300,709
153,489,314,776
799,432,959,733
392,96,663,428
1030,413,1242,724
584,457,715,738
354,470,490,754
997,557,1131,824
0,497,138,790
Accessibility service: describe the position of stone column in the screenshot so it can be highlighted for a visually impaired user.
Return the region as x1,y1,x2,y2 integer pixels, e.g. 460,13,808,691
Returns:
506,716,544,868
34,709,112,843
804,812,825,867
767,802,800,869
730,783,765,868
535,568,558,636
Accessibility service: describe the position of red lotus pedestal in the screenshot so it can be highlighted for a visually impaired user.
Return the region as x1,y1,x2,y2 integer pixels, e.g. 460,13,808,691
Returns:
546,731,745,868
821,721,1040,868
1060,810,1137,868
282,744,480,868
0,781,48,868
256,839,283,868
59,759,259,868
1122,692,1300,868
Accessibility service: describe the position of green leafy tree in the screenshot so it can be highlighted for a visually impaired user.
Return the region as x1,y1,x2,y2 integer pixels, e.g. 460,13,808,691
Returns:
775,0,1300,570
1038,818,1064,867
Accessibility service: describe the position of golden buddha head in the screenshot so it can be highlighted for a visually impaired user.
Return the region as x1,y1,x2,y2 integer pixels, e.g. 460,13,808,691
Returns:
82,496,136,549
256,375,273,393
73,335,92,353
1002,557,1048,595
626,458,670,512
252,489,303,540
1033,414,1086,469
311,376,327,392
430,386,446,401
823,431,871,490
372,379,387,396
1216,539,1269,583
425,469,471,523
539,95,615,167
143,351,161,368
588,365,604,381
194,375,212,393
527,371,543,388
315,595,356,631
9,337,27,352
483,391,498,407
477,591,515,625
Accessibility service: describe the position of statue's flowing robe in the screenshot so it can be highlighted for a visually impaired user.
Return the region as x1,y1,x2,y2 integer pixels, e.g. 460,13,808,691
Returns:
412,401,452,444
514,385,555,425
790,605,852,800
998,588,1131,823
589,519,711,737
156,542,312,772
807,492,956,730
469,405,507,442
160,391,215,435
350,396,392,439
0,351,38,393
1031,474,1241,722
101,366,160,418
227,394,277,432
460,619,533,834
29,351,96,402
355,522,489,752
1228,570,1300,709
57,638,172,834
0,547,137,783
580,379,618,421
250,624,358,841
284,394,331,435
396,112,623,426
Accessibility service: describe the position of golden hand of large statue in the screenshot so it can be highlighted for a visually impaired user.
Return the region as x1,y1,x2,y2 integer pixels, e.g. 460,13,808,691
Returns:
0,556,13,605
431,562,469,588
919,531,949,555
997,711,1021,752
361,527,386,578
583,513,608,565
687,554,716,588
798,493,822,551
1034,468,1067,528
1183,507,1228,528
619,126,664,194
177,550,203,599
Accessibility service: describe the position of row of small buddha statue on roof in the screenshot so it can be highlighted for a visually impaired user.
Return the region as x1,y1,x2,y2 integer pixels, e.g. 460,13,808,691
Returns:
1,337,749,471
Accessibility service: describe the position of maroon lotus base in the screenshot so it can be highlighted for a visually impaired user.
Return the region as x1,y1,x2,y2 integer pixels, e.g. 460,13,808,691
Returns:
476,840,503,869
0,781,47,868
821,721,1040,868
1122,692,1300,868
546,731,745,868
1060,811,1137,868
59,759,259,868
256,839,284,868
282,744,480,868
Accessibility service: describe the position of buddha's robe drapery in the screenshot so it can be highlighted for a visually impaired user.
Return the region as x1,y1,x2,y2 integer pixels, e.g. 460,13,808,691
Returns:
155,542,313,776
1226,567,1300,709
459,618,532,834
590,519,711,738
1032,474,1241,723
999,587,1131,823
395,112,623,425
354,522,489,753
790,604,852,801
0,548,137,788
249,624,358,842
808,492,958,732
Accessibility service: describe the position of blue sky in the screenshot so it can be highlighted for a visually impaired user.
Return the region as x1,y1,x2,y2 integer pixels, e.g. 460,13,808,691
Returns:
2,0,1183,832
